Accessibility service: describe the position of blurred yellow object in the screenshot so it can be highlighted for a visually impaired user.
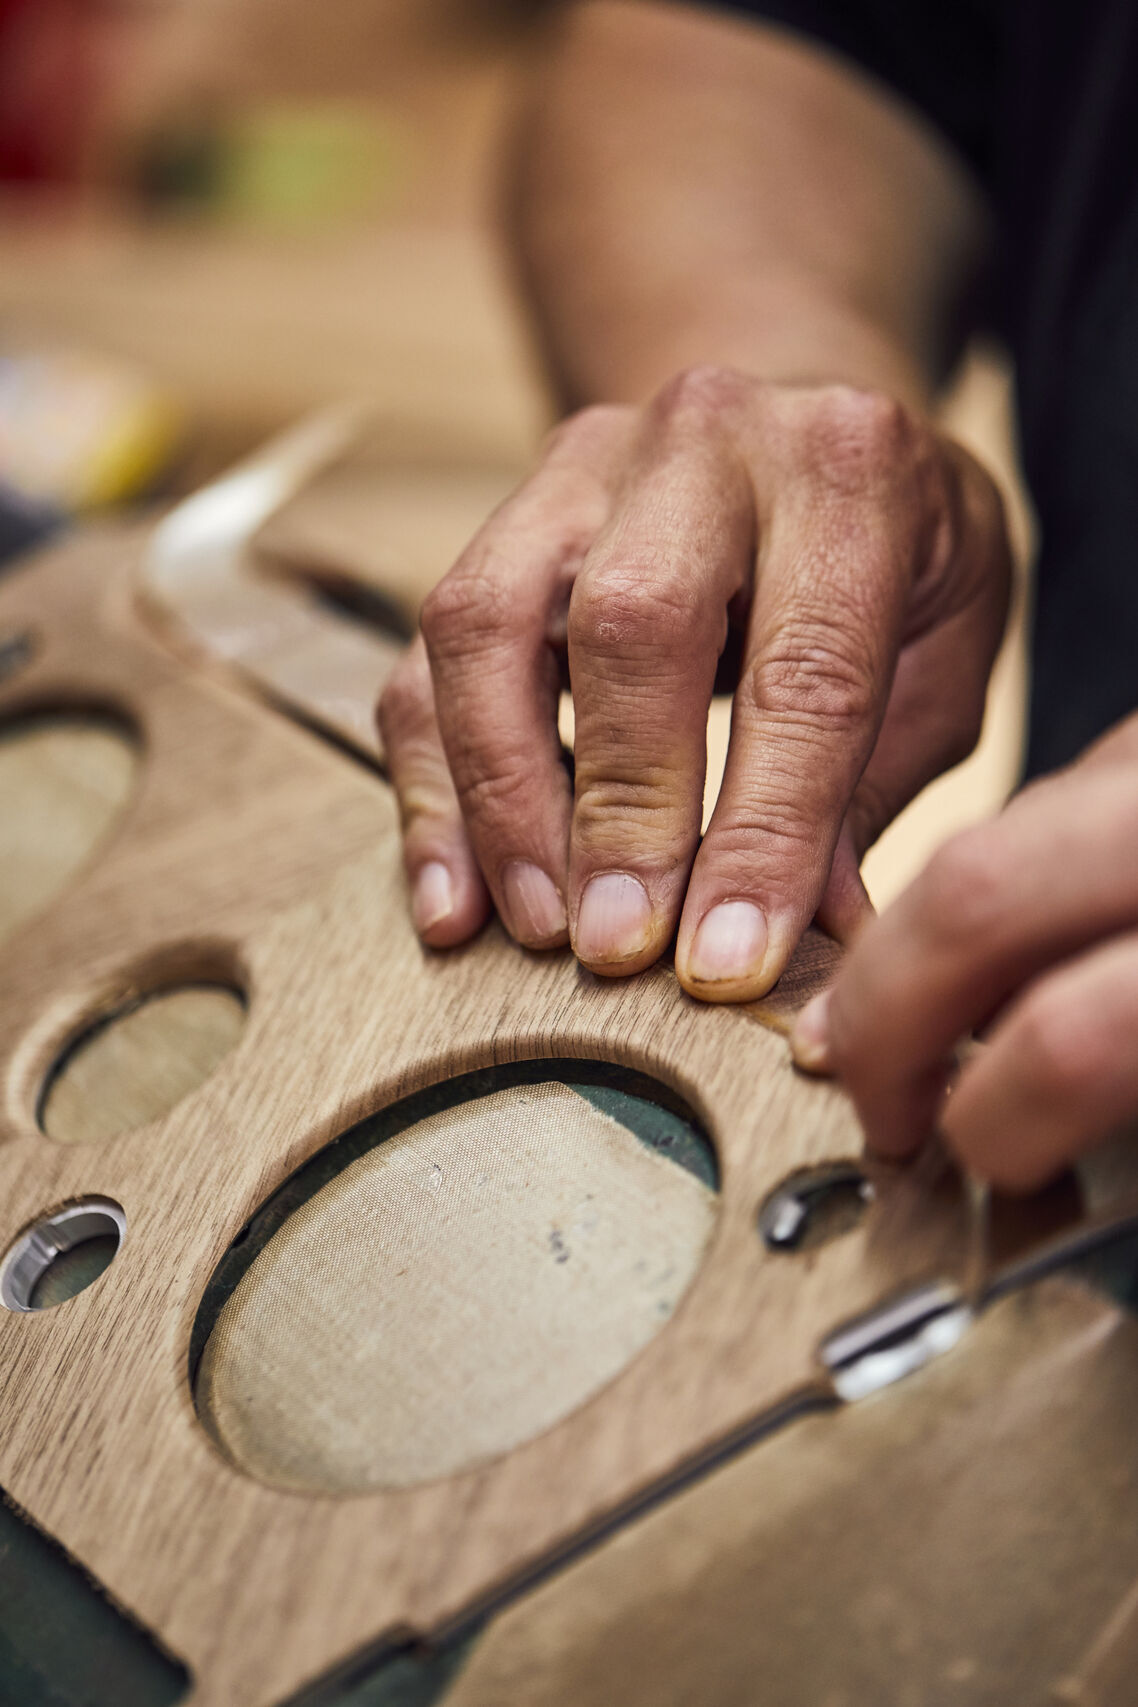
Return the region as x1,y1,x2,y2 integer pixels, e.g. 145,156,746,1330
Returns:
74,391,182,510
0,347,182,512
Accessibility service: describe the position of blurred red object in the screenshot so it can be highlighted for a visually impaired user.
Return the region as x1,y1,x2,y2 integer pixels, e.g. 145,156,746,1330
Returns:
0,0,105,185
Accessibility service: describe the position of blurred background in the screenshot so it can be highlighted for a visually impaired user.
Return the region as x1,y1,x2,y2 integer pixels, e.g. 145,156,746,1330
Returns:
0,0,549,507
0,0,1032,908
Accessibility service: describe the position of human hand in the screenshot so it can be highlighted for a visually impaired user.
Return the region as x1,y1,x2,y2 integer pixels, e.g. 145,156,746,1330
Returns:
378,367,1011,1000
792,714,1138,1189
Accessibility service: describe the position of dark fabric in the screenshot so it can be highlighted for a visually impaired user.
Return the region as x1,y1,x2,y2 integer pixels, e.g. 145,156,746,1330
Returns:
0,481,61,568
682,0,1138,776
1003,7,1138,774
703,0,1001,181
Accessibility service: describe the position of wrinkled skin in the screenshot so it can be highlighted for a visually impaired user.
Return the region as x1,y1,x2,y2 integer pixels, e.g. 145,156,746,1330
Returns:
379,367,1012,1006
793,713,1138,1190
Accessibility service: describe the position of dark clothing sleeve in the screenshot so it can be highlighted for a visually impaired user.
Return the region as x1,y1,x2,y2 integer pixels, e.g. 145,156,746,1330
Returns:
693,0,1000,187
664,0,1138,776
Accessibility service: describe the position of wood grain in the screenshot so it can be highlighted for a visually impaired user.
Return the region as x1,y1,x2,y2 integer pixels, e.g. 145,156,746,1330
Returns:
446,1277,1138,1707
0,527,971,1707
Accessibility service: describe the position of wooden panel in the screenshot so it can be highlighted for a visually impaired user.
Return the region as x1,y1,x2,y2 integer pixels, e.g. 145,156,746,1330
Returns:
0,527,972,1706
446,1277,1138,1707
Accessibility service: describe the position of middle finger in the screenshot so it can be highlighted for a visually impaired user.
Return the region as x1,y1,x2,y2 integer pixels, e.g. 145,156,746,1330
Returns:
567,433,754,973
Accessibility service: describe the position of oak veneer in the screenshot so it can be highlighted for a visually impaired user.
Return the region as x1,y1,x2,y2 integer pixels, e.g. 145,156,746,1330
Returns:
0,525,974,1705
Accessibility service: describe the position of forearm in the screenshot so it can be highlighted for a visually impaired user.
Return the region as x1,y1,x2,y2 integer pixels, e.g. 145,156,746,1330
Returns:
506,0,991,414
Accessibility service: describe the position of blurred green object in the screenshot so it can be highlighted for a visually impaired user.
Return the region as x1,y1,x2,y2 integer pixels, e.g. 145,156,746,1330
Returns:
220,102,407,229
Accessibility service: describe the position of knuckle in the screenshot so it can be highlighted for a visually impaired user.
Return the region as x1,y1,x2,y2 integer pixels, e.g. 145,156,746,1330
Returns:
700,755,844,885
810,384,912,449
396,781,450,837
457,753,535,828
544,402,629,458
797,385,918,489
704,797,818,860
420,569,514,659
377,654,430,737
574,767,682,825
573,769,696,862
570,562,709,657
651,364,748,433
915,828,1007,950
742,617,878,733
1014,992,1098,1108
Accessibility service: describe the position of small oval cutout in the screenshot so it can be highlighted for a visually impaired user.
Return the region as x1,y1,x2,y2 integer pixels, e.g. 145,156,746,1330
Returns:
758,1162,874,1253
40,985,246,1144
194,1064,717,1493
1,1198,125,1312
0,711,139,946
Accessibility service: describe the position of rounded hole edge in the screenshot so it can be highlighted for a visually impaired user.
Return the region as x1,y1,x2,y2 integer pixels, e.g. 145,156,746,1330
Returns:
8,938,249,1140
188,1054,718,1396
0,1195,127,1313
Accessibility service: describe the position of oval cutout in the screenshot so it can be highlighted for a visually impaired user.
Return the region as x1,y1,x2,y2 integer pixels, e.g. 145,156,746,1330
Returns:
0,711,138,946
40,985,246,1144
758,1162,874,1253
194,1065,717,1493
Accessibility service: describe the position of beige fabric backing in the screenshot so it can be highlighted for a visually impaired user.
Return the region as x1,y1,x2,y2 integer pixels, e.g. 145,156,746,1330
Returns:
197,1082,716,1492
0,718,137,946
42,987,246,1143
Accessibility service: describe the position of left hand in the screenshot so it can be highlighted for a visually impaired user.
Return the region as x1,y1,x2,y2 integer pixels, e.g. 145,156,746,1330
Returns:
792,712,1138,1190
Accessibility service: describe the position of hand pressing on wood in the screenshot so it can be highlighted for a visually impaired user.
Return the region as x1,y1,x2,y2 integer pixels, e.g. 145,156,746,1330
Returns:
378,0,1007,995
379,368,1011,999
792,713,1138,1188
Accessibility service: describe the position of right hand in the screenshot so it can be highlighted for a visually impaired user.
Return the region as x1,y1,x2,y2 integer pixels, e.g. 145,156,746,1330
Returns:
378,366,1012,1000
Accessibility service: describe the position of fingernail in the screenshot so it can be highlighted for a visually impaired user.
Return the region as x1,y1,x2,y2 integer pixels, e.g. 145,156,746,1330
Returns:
412,861,454,934
574,872,653,964
502,861,567,944
686,901,767,986
791,990,833,1074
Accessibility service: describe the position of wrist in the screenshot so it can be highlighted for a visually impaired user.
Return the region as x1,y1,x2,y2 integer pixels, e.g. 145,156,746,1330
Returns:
533,275,939,419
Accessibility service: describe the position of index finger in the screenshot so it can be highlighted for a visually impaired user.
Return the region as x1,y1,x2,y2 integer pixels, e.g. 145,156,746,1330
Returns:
420,409,627,946
796,748,1138,1159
